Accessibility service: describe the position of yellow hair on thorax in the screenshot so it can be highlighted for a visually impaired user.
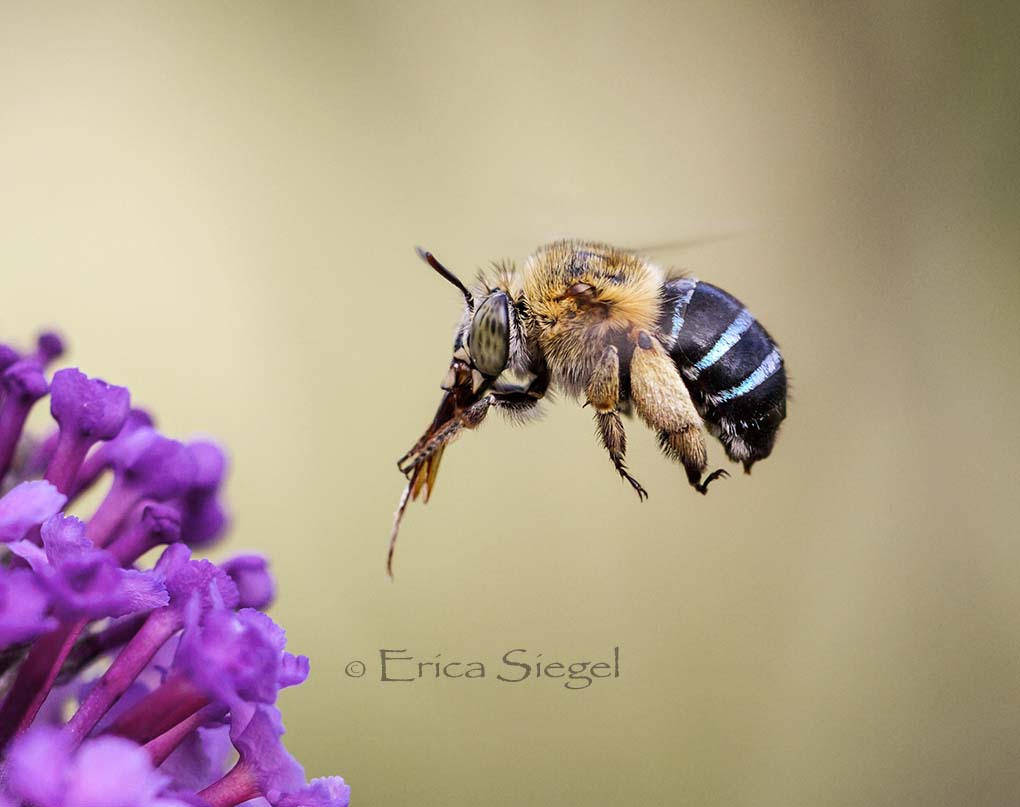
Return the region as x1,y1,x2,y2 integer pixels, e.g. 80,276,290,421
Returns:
522,240,664,331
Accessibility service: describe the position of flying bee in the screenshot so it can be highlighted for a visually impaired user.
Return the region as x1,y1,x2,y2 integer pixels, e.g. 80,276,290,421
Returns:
389,240,788,575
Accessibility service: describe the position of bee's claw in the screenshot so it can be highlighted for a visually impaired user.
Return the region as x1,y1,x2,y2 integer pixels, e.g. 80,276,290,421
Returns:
695,468,729,495
618,469,648,501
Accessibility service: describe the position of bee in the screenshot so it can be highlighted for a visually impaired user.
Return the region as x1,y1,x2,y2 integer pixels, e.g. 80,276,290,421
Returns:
389,240,787,574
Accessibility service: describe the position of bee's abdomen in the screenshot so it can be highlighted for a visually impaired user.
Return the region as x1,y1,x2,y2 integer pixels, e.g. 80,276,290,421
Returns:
659,278,787,471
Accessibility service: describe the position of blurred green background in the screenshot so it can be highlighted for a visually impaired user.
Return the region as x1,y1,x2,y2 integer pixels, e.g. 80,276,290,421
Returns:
2,2,1019,805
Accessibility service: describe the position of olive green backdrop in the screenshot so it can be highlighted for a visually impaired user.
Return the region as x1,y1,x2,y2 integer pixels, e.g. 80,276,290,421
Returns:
2,2,1018,805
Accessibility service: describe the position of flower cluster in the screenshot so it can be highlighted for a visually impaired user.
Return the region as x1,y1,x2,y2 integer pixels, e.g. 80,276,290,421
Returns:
0,333,348,806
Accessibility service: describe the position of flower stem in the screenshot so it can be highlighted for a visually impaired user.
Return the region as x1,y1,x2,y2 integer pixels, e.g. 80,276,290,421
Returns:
0,396,33,481
84,482,140,548
65,608,179,746
43,433,91,495
143,707,209,767
198,759,261,807
107,672,209,744
57,613,147,686
0,618,87,746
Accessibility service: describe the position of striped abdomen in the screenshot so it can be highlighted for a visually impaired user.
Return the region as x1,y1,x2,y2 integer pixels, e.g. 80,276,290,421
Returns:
658,278,787,471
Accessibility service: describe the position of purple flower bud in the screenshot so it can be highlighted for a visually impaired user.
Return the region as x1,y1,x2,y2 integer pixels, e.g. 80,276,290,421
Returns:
86,429,197,548
3,724,68,806
158,546,240,613
177,608,294,709
277,778,351,807
117,431,199,502
10,515,169,621
0,480,66,543
0,344,19,373
46,369,130,494
222,556,275,610
110,503,183,566
50,369,131,442
0,360,49,481
158,724,234,792
277,654,310,690
5,724,187,807
33,332,66,365
0,568,57,647
188,440,228,492
199,706,305,806
72,408,154,497
2,359,48,400
180,441,229,547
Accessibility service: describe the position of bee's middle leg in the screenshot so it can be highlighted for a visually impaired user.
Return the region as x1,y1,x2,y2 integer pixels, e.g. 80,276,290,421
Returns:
586,345,648,501
630,331,729,495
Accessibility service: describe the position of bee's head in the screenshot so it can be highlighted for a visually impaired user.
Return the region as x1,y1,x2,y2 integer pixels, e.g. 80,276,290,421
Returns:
416,247,521,389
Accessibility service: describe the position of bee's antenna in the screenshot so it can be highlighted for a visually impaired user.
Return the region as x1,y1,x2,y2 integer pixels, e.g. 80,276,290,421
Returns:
416,247,474,308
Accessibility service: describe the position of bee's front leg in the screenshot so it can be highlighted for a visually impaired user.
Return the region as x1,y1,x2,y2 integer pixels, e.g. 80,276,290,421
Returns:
586,345,648,501
398,395,496,476
490,370,548,423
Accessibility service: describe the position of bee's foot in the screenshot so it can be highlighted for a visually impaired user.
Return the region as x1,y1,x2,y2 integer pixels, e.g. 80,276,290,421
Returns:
620,470,648,501
695,468,729,495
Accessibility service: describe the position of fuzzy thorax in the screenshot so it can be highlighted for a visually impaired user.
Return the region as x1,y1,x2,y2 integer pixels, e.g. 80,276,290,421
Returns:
521,240,664,394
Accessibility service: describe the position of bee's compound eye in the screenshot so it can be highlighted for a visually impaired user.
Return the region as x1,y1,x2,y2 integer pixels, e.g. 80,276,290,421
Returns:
468,292,510,377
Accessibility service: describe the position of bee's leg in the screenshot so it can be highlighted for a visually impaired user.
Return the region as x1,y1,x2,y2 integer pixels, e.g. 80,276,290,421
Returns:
490,360,550,422
398,394,496,475
630,330,729,495
586,345,648,500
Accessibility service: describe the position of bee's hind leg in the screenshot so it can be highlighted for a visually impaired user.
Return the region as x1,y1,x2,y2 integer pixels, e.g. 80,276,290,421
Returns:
586,345,648,501
630,331,729,495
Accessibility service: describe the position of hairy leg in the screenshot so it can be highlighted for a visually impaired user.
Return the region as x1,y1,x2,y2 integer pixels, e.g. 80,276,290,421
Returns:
397,394,495,476
629,331,728,494
586,345,647,500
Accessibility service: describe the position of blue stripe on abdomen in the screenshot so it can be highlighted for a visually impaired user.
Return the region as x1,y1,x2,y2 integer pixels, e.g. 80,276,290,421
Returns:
708,347,783,404
666,279,697,346
688,308,755,378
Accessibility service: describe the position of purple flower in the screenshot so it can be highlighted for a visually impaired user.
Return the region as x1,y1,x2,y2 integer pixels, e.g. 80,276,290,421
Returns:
0,343,19,373
47,368,130,494
109,503,183,565
197,706,308,806
278,779,352,807
0,480,66,542
0,331,350,805
158,723,234,792
177,608,292,708
180,440,229,547
72,407,154,497
222,555,275,610
0,360,49,481
4,725,194,807
9,514,168,620
0,568,57,645
86,429,197,547
65,546,239,743
32,331,66,366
